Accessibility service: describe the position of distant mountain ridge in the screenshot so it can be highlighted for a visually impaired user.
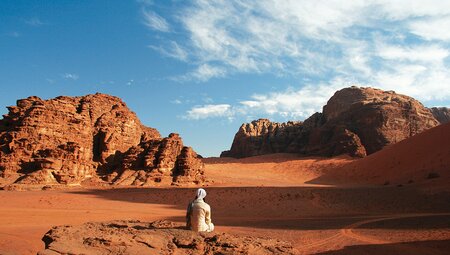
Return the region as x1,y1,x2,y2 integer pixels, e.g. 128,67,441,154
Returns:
222,86,445,158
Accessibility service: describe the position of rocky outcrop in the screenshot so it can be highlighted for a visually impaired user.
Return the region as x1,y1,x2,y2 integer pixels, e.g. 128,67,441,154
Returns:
221,119,303,158
222,86,440,158
0,94,204,187
38,220,298,255
107,134,205,186
430,107,450,124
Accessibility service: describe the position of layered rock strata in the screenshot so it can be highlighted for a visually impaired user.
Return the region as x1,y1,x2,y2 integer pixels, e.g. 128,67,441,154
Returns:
222,86,440,158
0,93,204,186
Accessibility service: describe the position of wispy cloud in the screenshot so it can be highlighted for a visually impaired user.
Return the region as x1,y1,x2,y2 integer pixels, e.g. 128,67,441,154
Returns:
142,1,450,107
185,77,353,121
148,41,188,61
142,9,170,32
185,104,232,120
25,17,44,27
61,73,79,80
175,64,227,82
191,64,226,81
376,44,449,63
171,99,183,104
409,16,450,41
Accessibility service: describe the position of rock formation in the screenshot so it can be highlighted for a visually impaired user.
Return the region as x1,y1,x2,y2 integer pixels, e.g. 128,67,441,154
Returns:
38,220,298,255
429,107,450,124
222,86,440,158
107,133,205,186
0,93,204,187
220,119,303,158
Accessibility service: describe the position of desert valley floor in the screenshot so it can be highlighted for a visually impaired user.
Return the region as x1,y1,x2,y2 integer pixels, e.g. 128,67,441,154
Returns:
1,153,449,255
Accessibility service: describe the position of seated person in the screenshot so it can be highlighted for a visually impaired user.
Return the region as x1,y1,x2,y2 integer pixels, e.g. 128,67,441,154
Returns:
186,188,214,232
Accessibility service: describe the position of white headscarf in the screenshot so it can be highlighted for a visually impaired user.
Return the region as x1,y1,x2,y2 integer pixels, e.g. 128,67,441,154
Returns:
196,188,207,200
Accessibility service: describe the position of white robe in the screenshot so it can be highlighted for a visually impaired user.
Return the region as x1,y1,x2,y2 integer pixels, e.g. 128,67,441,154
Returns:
188,198,214,232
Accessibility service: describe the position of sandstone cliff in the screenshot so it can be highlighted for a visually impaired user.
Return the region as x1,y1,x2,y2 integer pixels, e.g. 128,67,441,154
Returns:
222,86,440,158
220,119,303,158
0,93,204,187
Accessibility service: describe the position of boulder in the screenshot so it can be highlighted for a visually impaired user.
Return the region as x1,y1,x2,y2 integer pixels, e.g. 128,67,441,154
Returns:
38,220,299,255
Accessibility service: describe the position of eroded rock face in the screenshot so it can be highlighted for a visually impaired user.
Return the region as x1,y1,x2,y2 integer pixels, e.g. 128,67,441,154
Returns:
0,94,204,186
38,220,299,255
221,119,303,158
430,107,450,124
222,86,440,158
108,134,205,186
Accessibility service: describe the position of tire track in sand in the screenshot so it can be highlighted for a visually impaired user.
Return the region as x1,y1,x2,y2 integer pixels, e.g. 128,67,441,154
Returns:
298,213,450,252
340,213,450,244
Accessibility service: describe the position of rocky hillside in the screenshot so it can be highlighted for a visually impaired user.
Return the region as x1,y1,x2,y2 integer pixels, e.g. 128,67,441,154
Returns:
0,93,205,187
222,86,440,158
220,119,303,158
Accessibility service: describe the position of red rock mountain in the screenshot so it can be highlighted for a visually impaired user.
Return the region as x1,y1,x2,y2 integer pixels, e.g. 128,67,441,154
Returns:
0,93,204,187
222,86,440,158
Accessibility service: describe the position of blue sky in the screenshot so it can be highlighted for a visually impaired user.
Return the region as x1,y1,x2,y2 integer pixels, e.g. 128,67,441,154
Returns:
1,0,450,156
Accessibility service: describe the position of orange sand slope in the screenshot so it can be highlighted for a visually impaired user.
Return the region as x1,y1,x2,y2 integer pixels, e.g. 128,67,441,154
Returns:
204,153,353,187
311,122,450,186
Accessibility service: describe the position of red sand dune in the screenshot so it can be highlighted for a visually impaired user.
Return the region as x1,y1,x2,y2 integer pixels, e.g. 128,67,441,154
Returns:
312,122,450,186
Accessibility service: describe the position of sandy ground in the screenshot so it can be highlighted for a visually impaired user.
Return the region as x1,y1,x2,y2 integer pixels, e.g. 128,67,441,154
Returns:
1,152,449,255
312,122,450,186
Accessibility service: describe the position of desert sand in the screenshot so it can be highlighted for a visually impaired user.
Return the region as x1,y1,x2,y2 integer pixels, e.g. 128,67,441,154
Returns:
1,152,449,254
1,124,450,254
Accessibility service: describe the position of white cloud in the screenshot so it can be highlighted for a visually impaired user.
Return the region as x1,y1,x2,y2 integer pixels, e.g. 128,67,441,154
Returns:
375,0,450,20
157,1,450,80
185,78,354,120
148,41,188,61
377,44,449,63
185,104,231,120
142,1,450,111
62,73,79,80
409,16,450,41
171,99,183,104
375,64,450,101
187,64,225,81
142,9,170,32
